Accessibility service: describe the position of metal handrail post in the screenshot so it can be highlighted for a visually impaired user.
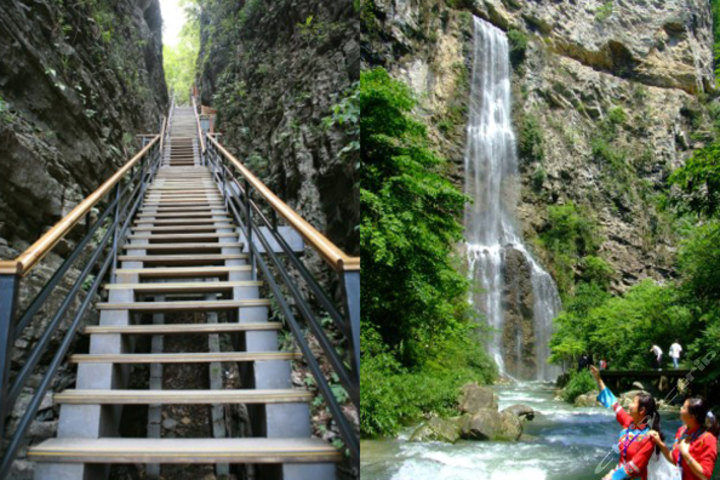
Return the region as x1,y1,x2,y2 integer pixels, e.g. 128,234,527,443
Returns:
244,179,255,280
342,270,361,383
0,273,19,439
110,183,121,283
221,155,228,210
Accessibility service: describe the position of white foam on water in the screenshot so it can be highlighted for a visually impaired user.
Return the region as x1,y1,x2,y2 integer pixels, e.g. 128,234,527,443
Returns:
490,468,547,480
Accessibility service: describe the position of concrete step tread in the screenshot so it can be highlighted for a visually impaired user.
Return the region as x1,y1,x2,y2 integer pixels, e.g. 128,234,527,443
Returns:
131,224,235,232
27,437,340,463
137,210,226,215
104,280,260,291
114,265,250,277
97,299,269,311
136,213,229,218
127,233,237,240
133,220,232,226
117,253,247,262
140,203,225,208
84,321,280,334
69,351,301,363
121,242,242,250
54,388,311,404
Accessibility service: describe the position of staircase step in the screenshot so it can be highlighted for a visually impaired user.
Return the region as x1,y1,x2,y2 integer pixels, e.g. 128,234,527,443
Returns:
114,265,250,277
84,321,280,335
127,233,237,240
140,205,221,211
141,200,224,206
96,299,269,311
131,224,235,232
54,389,311,404
145,193,221,199
134,219,232,226
104,280,260,293
121,242,243,250
145,190,219,195
27,438,341,464
117,254,246,264
136,212,230,219
69,351,301,363
140,202,225,208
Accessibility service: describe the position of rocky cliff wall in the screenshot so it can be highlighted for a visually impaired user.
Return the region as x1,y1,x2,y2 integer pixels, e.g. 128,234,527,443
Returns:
362,0,715,293
0,1,167,476
196,0,360,257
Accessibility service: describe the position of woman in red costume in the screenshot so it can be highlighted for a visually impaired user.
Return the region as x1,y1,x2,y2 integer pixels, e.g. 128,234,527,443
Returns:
590,365,660,480
649,396,719,480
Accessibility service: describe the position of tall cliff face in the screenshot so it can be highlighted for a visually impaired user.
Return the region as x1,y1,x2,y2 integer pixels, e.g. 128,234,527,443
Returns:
196,0,360,257
362,0,714,292
0,1,167,476
362,0,715,376
0,0,167,261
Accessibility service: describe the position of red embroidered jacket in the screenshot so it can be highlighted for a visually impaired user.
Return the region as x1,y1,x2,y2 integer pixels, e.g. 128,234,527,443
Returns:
671,425,718,480
611,402,655,480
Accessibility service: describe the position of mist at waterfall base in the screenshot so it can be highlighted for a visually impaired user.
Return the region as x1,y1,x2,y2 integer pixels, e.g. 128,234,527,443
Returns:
360,382,720,480
464,16,559,381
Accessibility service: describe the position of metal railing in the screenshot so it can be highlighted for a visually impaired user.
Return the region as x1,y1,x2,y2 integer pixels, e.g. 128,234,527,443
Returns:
0,126,165,477
193,96,360,459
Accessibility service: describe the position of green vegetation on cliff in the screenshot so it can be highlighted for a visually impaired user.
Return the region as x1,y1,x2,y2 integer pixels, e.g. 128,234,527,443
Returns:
360,67,494,437
550,129,720,389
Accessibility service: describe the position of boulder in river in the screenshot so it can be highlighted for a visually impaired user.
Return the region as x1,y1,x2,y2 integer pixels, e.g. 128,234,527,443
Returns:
618,389,645,409
409,416,461,443
459,409,523,441
574,390,600,407
501,404,536,422
458,382,498,413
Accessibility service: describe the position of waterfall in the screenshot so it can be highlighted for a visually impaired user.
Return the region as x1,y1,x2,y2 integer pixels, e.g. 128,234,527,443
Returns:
464,16,561,381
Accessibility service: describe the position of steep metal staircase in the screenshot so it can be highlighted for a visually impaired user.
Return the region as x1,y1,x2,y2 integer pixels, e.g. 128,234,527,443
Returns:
0,100,359,479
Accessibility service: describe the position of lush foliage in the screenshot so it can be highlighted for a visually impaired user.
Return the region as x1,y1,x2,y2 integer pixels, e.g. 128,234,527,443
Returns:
163,1,200,104
360,67,495,436
668,142,720,218
562,369,597,403
507,29,528,67
551,131,720,390
518,112,544,164
712,0,720,84
538,202,604,295
550,280,692,368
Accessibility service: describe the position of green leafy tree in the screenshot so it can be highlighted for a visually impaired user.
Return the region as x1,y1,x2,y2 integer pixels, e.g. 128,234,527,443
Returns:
360,67,494,436
361,67,474,366
163,1,200,104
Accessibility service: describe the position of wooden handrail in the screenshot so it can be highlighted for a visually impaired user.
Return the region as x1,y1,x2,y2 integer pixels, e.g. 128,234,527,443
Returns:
206,134,359,272
0,135,161,277
191,95,206,154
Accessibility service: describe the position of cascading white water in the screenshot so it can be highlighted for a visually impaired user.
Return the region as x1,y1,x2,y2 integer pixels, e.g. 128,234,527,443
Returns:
464,16,561,381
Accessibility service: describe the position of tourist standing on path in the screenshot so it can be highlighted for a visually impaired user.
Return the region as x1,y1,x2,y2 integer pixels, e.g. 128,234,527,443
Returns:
648,397,719,480
590,365,659,480
669,340,683,369
650,344,663,371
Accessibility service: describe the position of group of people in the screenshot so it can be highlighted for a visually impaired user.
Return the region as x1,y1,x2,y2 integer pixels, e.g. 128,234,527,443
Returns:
651,341,684,370
590,365,718,480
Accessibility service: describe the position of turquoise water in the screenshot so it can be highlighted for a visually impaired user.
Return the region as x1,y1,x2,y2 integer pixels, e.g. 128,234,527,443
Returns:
360,382,720,480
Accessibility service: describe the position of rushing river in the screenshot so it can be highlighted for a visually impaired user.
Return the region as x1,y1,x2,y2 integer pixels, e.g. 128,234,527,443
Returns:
360,382,720,480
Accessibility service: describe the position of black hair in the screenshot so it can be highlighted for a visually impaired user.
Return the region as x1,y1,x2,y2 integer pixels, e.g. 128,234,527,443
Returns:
637,392,663,454
686,396,720,437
